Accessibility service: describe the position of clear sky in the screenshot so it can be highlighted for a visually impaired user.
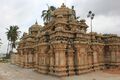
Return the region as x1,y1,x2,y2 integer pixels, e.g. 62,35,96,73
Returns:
0,0,120,53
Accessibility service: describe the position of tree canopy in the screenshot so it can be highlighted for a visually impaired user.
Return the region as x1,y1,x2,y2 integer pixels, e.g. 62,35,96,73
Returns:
6,25,21,51
41,5,56,23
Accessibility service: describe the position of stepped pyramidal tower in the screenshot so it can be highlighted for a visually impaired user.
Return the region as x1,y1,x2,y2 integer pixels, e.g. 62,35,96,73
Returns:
11,4,120,76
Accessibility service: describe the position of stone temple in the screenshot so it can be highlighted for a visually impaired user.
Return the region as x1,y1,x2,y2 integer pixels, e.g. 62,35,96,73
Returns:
11,4,120,76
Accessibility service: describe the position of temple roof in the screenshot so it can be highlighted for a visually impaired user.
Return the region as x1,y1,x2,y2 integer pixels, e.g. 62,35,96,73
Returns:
29,21,42,32
53,3,72,17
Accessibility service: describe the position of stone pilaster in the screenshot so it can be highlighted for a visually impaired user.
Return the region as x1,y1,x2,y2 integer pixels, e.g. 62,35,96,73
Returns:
52,42,67,76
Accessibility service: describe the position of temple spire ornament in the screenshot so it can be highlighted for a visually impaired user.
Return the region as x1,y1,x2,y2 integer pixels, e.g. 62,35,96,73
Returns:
61,3,66,7
35,20,38,25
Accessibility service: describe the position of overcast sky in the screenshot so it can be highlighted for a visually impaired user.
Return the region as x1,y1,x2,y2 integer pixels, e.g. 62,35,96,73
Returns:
0,0,120,53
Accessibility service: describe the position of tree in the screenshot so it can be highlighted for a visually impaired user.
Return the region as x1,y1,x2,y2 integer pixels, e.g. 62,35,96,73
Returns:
6,25,21,52
41,5,56,23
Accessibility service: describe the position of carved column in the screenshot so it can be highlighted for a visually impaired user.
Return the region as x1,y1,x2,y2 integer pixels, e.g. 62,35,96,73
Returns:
52,43,67,76
66,48,75,76
38,43,49,74
49,50,54,74
24,51,28,68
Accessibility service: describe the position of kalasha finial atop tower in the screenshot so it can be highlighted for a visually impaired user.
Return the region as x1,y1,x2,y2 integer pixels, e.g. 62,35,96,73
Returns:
35,20,38,25
61,3,66,7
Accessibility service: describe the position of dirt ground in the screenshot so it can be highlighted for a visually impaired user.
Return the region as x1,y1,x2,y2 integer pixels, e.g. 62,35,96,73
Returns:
0,63,120,80
104,67,120,74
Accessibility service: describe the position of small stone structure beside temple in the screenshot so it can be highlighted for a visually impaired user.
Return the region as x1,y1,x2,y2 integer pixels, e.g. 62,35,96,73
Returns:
11,4,120,76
